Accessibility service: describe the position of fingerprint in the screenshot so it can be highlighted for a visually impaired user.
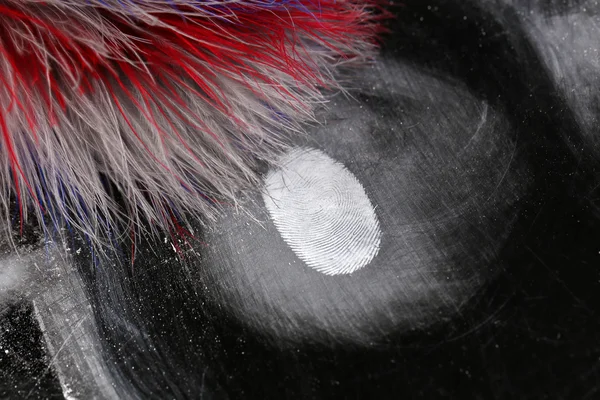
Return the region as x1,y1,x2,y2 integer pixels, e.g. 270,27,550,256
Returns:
263,148,381,275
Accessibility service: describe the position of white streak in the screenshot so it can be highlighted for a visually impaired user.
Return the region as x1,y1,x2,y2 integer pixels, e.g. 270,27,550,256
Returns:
31,255,121,400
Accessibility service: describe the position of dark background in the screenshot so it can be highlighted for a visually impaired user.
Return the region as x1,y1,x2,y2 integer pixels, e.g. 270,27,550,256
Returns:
2,1,600,399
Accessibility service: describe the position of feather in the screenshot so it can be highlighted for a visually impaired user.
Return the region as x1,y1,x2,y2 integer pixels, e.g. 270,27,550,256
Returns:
0,0,383,255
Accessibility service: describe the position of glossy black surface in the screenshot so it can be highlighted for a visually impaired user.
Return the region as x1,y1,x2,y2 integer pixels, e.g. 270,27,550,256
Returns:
2,1,600,399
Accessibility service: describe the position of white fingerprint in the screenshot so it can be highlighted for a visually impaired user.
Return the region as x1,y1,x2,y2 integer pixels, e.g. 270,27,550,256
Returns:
263,148,381,275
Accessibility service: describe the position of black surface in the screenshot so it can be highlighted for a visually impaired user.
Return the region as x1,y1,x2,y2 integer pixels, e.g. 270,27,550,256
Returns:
3,0,600,399
0,303,63,400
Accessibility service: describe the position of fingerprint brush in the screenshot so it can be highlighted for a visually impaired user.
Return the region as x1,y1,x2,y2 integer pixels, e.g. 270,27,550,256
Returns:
0,0,382,254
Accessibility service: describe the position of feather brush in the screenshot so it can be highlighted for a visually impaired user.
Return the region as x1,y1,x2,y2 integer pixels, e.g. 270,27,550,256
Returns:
0,0,382,256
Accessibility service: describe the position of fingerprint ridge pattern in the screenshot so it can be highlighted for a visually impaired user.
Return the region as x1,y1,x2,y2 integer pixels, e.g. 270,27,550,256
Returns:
263,148,381,276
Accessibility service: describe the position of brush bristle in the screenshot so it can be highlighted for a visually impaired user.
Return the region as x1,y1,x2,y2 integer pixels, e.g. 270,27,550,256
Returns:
0,0,381,254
